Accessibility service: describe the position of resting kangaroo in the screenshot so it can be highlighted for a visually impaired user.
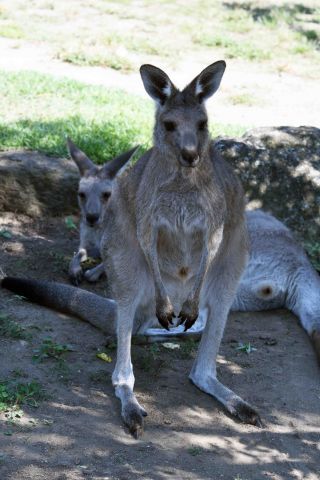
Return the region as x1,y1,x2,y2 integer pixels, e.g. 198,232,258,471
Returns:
67,138,138,285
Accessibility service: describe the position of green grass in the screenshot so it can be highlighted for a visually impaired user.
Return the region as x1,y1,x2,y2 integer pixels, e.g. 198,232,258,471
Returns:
32,337,74,362
192,33,271,61
0,70,246,162
0,312,29,340
0,379,45,413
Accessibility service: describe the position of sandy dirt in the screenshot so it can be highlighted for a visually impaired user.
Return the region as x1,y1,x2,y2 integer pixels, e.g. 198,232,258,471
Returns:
0,211,319,480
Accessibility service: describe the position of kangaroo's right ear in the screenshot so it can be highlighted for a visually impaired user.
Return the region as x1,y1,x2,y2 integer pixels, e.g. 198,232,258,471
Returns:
140,65,177,105
67,137,95,176
104,145,140,179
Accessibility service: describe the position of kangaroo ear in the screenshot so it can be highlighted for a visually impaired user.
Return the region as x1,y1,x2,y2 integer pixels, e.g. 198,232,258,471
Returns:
140,64,177,105
186,61,226,103
66,138,95,176
104,145,140,179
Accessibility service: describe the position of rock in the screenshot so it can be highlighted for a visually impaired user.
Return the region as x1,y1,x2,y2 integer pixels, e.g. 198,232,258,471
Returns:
0,150,79,217
215,126,320,243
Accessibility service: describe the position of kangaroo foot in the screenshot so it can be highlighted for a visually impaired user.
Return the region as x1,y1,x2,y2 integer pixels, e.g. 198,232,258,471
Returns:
84,264,105,283
122,401,148,439
228,398,263,427
69,266,83,286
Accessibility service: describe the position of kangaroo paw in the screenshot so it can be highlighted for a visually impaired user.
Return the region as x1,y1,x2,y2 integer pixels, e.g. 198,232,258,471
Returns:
156,298,175,330
178,299,199,331
122,402,148,439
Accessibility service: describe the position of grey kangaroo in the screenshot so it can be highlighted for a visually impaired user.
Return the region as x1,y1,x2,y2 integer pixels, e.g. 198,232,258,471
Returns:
98,60,261,436
67,139,138,285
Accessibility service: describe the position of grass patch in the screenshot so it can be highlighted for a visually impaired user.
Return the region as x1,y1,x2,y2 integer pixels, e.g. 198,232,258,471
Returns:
187,445,203,456
0,311,29,340
193,33,271,61
0,21,24,39
0,379,45,423
228,93,258,106
56,48,134,72
32,337,74,362
0,70,246,162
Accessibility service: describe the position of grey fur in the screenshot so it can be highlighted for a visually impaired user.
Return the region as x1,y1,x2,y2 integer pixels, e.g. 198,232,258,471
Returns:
99,61,262,436
67,138,139,285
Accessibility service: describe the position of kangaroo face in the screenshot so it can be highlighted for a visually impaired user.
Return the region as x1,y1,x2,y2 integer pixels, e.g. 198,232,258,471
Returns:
155,95,209,168
67,138,139,227
78,172,112,227
140,61,226,168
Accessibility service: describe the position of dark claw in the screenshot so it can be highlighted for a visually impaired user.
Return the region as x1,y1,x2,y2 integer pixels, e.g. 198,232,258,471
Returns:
184,317,197,331
156,310,175,330
233,400,263,428
178,311,198,331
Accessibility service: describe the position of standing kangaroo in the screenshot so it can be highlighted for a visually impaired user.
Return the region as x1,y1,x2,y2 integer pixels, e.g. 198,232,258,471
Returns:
98,61,261,437
67,139,138,285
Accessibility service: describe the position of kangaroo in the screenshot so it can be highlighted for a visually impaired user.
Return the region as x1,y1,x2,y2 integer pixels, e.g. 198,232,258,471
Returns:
67,138,139,285
96,60,263,437
231,209,320,358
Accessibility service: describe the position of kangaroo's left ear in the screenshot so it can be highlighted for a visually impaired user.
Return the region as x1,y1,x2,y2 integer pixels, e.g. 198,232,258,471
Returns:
140,64,178,105
104,145,140,179
67,137,95,176
185,61,226,103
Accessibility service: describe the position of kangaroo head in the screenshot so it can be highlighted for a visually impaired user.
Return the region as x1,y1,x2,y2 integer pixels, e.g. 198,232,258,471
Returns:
67,138,138,227
140,61,226,168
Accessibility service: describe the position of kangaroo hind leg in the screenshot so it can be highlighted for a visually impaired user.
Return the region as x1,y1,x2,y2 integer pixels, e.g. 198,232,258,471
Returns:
190,232,263,427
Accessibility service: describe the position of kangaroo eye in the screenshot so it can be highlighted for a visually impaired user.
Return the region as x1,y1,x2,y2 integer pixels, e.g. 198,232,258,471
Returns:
78,192,86,200
198,120,208,131
164,121,176,132
102,192,111,201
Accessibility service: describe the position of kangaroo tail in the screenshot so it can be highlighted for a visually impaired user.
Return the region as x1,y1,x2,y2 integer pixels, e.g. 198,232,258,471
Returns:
1,276,116,335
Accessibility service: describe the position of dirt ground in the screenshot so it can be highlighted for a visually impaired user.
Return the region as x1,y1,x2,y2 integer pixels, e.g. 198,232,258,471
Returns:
0,212,319,480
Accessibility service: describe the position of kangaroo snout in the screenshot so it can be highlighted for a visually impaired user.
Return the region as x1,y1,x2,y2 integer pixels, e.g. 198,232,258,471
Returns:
181,147,200,167
86,213,100,226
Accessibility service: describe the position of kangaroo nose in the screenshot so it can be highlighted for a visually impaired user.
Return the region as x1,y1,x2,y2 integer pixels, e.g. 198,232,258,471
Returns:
86,213,99,226
181,147,198,164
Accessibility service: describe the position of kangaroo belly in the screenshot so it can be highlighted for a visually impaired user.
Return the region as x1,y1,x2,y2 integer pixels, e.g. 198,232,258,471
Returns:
157,227,203,281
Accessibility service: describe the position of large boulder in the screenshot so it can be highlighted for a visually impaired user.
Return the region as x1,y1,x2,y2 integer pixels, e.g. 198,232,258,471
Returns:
216,126,320,244
0,150,79,216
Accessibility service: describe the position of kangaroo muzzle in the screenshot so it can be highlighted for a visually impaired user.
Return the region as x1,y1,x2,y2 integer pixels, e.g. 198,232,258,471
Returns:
86,213,100,226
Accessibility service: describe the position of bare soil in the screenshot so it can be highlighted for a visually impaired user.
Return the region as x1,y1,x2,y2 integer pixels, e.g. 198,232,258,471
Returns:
0,211,319,480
